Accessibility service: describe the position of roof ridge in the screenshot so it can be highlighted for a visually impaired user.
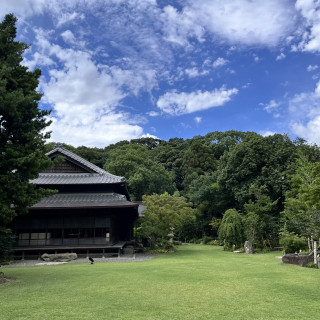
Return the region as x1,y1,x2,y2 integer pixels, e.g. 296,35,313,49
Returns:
46,144,125,182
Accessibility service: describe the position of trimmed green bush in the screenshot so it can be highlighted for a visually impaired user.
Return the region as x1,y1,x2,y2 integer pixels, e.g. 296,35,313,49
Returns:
280,233,308,254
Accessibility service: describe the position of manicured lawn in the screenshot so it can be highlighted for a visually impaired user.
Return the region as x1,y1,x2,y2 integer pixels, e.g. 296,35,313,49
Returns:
1,245,319,320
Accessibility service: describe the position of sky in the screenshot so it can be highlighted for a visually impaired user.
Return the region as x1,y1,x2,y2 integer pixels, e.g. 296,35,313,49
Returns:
1,0,320,147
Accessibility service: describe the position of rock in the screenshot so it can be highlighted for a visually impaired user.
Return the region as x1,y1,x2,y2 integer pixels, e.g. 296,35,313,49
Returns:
282,253,313,267
41,252,77,262
244,241,253,254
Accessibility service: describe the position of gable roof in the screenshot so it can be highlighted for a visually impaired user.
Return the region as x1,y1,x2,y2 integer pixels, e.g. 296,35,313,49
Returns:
31,143,125,184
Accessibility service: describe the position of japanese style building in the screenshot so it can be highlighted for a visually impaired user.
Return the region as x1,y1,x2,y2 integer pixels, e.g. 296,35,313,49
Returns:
12,143,140,258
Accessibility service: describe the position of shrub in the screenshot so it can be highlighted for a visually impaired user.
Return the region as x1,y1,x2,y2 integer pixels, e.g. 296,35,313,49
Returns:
305,262,318,269
208,240,219,246
279,233,308,254
202,236,215,244
0,228,15,262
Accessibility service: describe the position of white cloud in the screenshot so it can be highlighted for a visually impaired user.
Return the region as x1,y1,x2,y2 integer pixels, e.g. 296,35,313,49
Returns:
260,130,277,137
294,0,320,52
61,30,76,44
147,111,160,117
307,64,319,72
141,133,159,139
213,57,229,68
242,82,251,89
185,67,209,78
184,0,295,47
24,29,155,147
56,12,85,28
289,81,320,144
22,51,55,70
262,99,281,113
0,0,46,18
157,87,238,115
276,53,286,61
194,116,202,124
253,54,260,63
291,116,320,144
160,1,296,48
160,5,205,46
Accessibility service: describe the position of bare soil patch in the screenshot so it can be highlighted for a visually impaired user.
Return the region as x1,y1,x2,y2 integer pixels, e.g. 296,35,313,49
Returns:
0,277,17,285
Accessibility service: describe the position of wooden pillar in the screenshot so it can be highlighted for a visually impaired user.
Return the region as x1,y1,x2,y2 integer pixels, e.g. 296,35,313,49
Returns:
102,249,105,258
21,251,25,261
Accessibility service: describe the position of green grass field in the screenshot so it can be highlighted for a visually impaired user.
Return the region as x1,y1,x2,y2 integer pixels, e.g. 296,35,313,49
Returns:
1,245,319,320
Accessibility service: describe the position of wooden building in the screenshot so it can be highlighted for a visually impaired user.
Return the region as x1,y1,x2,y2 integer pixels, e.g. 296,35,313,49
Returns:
12,143,140,258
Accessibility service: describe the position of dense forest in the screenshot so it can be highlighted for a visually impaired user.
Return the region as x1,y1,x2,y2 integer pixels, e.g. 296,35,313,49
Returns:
46,131,320,251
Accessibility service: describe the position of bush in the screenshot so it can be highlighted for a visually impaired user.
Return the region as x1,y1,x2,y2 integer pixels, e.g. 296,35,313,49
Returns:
208,240,220,246
305,262,318,269
0,227,15,262
202,236,215,244
279,233,308,254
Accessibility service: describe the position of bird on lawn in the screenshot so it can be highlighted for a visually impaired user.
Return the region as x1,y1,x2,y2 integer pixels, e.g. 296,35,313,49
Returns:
89,257,94,264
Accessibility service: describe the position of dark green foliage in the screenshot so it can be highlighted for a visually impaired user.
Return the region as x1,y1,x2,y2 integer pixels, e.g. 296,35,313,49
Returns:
181,140,217,192
104,144,176,200
279,233,308,253
150,137,189,190
217,133,296,207
243,185,279,248
0,14,53,227
0,227,15,261
304,262,318,269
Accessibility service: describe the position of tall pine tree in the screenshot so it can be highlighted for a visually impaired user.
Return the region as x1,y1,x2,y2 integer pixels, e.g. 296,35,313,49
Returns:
0,14,52,228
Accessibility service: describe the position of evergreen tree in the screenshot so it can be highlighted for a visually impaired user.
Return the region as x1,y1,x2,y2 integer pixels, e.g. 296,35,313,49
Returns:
0,14,52,228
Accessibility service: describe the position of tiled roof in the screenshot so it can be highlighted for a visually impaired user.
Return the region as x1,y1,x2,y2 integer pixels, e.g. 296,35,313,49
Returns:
45,144,124,182
30,173,124,185
30,193,138,209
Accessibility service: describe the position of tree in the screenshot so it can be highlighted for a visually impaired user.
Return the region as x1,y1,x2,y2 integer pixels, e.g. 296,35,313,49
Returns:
282,154,320,239
181,140,216,192
150,137,188,191
140,193,198,248
218,209,245,248
104,144,176,200
0,14,52,228
243,185,279,248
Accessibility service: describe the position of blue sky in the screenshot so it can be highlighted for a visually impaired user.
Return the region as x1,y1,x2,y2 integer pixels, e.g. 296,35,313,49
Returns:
1,0,320,147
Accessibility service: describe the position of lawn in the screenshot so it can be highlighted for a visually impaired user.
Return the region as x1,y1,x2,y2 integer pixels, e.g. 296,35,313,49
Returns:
1,245,319,320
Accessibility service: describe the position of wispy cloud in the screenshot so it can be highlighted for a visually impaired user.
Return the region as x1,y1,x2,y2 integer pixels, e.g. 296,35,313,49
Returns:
213,57,229,68
276,53,286,61
307,65,319,72
185,67,209,78
194,116,202,124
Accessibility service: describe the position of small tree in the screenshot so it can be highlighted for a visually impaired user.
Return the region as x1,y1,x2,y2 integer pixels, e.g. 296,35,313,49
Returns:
218,209,245,248
140,193,197,248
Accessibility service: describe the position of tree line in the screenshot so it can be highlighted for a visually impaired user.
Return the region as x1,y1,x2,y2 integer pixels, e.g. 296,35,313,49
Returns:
49,132,320,251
